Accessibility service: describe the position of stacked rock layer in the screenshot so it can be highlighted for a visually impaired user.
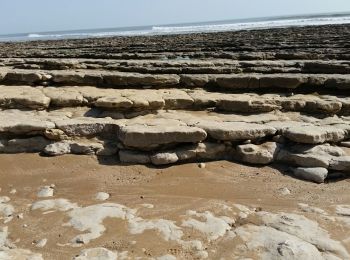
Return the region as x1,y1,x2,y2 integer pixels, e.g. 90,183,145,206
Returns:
1,24,350,183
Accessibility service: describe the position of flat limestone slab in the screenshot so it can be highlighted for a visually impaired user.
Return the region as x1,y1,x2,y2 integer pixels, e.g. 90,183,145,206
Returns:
0,85,50,110
119,124,207,149
283,125,347,144
196,121,277,141
181,73,350,90
0,110,55,134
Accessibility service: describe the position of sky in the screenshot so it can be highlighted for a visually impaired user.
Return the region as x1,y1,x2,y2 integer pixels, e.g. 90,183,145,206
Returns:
1,0,350,35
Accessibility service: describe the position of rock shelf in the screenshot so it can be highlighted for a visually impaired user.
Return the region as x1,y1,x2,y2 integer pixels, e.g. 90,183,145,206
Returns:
1,24,350,183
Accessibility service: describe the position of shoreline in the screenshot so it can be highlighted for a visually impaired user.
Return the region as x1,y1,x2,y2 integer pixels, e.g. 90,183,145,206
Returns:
1,17,350,43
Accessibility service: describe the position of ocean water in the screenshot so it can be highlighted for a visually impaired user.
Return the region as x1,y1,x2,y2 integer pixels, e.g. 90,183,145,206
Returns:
1,12,350,42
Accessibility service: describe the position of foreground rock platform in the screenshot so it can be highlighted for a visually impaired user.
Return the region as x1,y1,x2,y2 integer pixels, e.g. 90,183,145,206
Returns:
0,154,349,259
0,24,350,184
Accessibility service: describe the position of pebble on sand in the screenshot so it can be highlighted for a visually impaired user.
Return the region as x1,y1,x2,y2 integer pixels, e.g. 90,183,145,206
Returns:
198,163,206,169
35,238,48,248
95,192,110,201
278,187,291,195
37,186,55,198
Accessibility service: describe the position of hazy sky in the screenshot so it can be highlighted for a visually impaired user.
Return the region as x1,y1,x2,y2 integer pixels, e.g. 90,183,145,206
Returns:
1,0,350,34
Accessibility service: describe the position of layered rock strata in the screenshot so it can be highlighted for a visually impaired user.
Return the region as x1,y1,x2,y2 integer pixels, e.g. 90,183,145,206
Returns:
1,24,350,183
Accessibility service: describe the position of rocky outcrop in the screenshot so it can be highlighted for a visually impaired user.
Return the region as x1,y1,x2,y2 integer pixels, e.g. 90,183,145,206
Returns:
0,107,349,182
0,24,350,183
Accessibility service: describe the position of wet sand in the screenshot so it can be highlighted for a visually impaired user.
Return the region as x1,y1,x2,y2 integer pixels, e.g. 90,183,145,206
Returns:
0,154,349,259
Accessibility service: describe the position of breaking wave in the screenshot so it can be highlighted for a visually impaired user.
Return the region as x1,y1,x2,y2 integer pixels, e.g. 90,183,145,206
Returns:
151,16,350,34
2,13,350,42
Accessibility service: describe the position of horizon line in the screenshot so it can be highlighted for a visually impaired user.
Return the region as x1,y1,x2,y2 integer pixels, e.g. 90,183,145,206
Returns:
1,10,350,37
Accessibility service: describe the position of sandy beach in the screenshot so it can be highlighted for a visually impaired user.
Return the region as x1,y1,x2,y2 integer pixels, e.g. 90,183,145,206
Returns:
1,154,350,259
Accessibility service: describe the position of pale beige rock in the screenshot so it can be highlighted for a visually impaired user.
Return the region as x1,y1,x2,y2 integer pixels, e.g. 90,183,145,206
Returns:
103,72,180,87
217,95,280,113
293,167,328,183
187,89,221,107
123,89,165,109
94,96,133,109
44,140,106,156
43,87,86,106
1,137,51,153
119,124,207,149
74,248,121,260
283,125,346,144
70,141,104,155
277,144,345,168
150,152,179,165
51,71,86,84
266,121,312,132
161,89,194,109
43,142,71,156
175,142,227,161
329,156,350,172
4,70,43,83
214,74,260,89
0,85,50,110
0,110,55,134
196,121,276,141
180,74,210,87
44,129,69,141
236,142,279,165
235,211,350,259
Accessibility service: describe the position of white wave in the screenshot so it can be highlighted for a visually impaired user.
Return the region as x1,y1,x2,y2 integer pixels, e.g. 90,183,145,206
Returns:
27,33,43,38
27,30,153,40
18,15,350,41
152,16,350,34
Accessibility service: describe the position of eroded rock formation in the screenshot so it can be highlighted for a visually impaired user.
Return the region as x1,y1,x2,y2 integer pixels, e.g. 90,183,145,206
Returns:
1,24,350,183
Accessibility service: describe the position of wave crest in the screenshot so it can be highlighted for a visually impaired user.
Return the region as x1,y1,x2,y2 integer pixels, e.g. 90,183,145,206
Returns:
6,14,350,42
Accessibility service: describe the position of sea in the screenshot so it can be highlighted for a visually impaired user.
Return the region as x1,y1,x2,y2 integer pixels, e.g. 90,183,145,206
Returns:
1,12,350,42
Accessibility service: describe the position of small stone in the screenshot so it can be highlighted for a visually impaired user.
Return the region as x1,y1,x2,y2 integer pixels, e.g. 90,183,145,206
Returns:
35,238,47,248
37,186,54,198
150,152,179,165
198,163,206,169
95,192,110,201
23,224,28,228
17,213,24,219
237,142,278,165
43,141,71,156
74,248,118,259
278,187,291,195
141,204,154,209
9,189,16,194
0,196,10,203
